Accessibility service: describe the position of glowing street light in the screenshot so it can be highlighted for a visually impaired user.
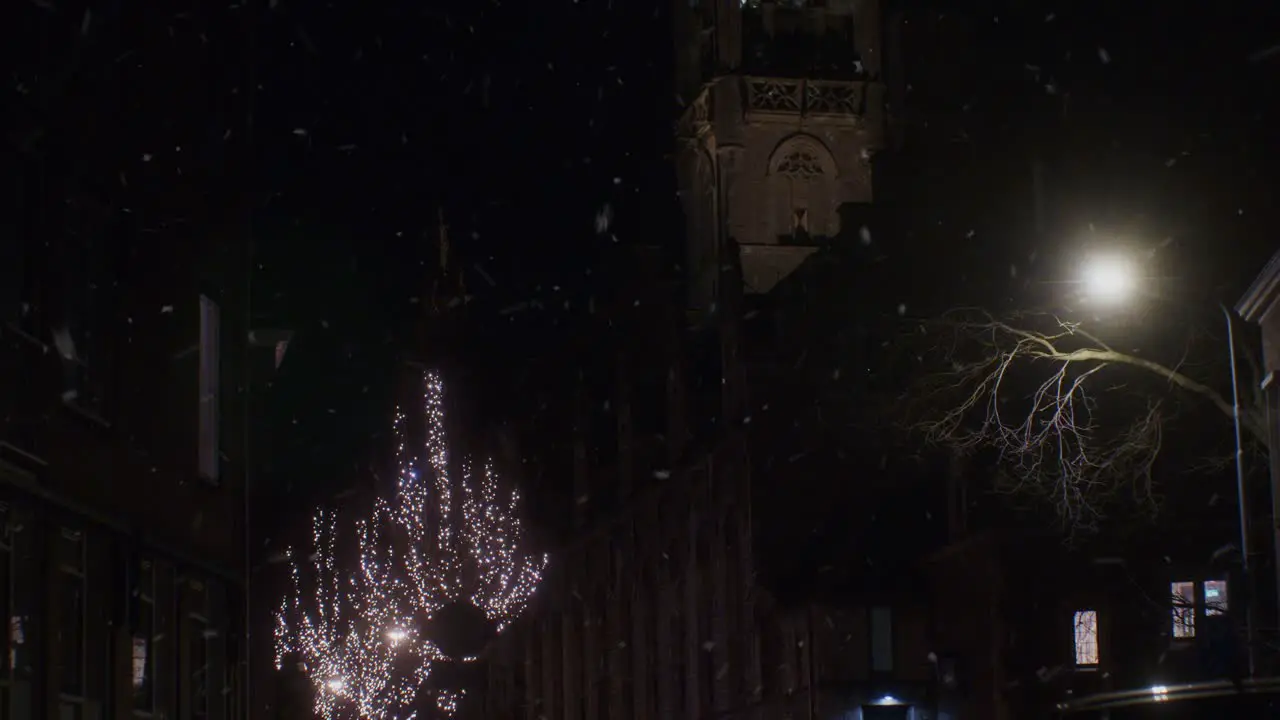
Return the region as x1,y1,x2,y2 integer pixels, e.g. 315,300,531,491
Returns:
1081,254,1137,304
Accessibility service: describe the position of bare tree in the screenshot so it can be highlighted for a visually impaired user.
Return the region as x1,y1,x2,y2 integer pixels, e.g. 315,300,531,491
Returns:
900,308,1267,531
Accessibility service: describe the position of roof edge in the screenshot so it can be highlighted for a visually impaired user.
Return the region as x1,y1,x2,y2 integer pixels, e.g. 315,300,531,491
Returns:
1236,250,1280,323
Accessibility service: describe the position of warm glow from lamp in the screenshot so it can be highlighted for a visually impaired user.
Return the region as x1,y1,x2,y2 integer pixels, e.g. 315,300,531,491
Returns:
1082,254,1137,304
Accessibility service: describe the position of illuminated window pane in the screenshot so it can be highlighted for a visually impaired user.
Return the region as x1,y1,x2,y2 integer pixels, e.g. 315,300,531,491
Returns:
1204,580,1228,616
1073,610,1099,666
131,637,147,690
133,560,155,712
1171,581,1196,638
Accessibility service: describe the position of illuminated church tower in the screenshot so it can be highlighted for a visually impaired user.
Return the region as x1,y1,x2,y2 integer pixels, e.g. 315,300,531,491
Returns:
672,0,885,313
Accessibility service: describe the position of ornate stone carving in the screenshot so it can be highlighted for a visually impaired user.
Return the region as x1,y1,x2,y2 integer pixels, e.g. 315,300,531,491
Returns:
677,85,712,139
775,149,825,179
804,79,862,116
743,76,876,121
745,77,803,113
766,135,838,178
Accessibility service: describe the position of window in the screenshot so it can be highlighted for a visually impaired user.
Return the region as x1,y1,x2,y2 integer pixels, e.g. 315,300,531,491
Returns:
0,505,10,720
1169,579,1229,640
630,364,666,438
1204,580,1228,616
57,196,118,418
689,330,722,440
1171,581,1196,639
198,295,221,482
870,606,894,672
792,208,809,236
133,560,155,713
188,581,209,719
0,504,28,714
1073,610,1099,666
58,528,87,716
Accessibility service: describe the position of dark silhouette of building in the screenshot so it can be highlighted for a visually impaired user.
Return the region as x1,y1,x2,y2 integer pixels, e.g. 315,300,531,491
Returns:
466,1,908,720
0,138,253,720
1,2,266,719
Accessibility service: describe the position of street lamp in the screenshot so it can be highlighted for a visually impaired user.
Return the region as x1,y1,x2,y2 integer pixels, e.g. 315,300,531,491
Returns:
1081,254,1139,305
1079,253,1254,676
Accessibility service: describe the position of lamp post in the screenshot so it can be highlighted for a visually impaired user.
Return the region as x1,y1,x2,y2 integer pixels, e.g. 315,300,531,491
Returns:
1081,254,1256,677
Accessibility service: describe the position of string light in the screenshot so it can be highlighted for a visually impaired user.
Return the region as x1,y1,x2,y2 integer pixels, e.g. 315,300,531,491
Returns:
436,690,465,716
275,370,547,720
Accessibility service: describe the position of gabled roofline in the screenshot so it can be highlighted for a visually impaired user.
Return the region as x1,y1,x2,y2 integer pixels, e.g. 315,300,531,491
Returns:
1236,250,1280,323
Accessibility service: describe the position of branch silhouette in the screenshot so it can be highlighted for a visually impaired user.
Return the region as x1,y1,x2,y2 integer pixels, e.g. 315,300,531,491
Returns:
900,309,1266,530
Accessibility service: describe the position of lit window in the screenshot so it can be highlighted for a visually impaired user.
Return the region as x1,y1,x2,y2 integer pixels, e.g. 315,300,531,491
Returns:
133,560,155,712
792,208,809,234
1171,581,1196,638
198,295,220,482
131,637,147,690
274,339,290,370
1073,610,1099,666
1204,580,1228,616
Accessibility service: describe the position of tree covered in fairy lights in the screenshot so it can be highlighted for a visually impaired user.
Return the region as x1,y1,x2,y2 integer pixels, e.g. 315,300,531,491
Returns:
275,370,547,720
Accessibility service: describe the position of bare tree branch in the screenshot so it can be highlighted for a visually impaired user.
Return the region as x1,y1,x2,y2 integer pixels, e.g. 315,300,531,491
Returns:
900,309,1267,531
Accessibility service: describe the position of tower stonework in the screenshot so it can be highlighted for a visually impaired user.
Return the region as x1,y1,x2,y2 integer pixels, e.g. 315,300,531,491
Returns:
674,0,885,310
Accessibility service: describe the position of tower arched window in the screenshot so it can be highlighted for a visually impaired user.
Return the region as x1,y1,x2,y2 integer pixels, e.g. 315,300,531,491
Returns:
766,135,839,242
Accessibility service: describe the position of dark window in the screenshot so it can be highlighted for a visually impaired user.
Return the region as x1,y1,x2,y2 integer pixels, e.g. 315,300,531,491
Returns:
630,365,666,438
586,362,618,475
57,196,116,418
198,296,221,483
0,214,26,328
57,529,86,697
7,163,53,337
741,5,864,79
689,330,722,440
870,606,894,672
188,581,210,719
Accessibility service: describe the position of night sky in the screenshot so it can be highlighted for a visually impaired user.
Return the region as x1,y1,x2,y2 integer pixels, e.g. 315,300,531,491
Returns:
12,0,1280,551
211,0,1280,543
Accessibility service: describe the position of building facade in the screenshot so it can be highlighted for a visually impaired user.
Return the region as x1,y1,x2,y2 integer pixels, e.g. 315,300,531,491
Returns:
1,2,257,719
675,0,885,307
0,186,252,720
467,237,760,720
923,517,1280,720
1239,249,1280,621
469,1,895,719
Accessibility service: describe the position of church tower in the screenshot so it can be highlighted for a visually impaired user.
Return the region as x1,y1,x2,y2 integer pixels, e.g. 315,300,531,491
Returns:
672,0,885,313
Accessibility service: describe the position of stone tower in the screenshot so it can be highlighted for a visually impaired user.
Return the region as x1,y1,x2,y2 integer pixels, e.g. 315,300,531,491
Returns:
672,0,885,314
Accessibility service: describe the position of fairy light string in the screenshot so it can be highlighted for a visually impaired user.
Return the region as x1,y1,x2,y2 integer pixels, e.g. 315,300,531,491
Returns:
275,370,548,720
